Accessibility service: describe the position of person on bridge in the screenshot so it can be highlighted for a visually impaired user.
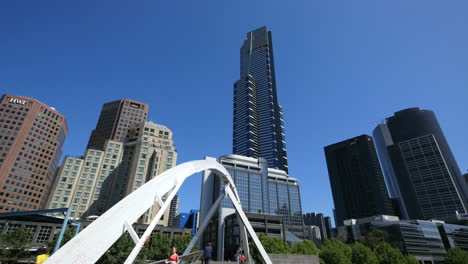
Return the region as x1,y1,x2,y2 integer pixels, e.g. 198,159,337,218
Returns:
35,248,50,264
203,242,213,264
166,246,180,264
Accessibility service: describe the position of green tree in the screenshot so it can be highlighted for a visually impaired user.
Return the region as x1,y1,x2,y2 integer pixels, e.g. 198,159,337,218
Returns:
319,239,352,264
445,247,468,264
405,254,419,264
171,234,192,254
0,227,33,263
351,242,378,264
360,229,389,249
48,226,77,250
249,233,291,263
142,233,172,261
291,239,320,255
374,242,406,264
96,233,136,264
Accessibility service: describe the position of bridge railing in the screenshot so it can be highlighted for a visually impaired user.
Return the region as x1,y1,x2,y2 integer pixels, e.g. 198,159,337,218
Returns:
146,250,204,264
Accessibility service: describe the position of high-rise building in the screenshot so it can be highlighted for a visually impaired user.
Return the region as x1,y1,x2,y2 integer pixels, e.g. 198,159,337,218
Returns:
115,121,177,225
46,140,124,219
200,155,304,259
373,124,409,219
374,108,468,220
0,94,68,212
324,216,333,238
233,26,288,173
324,135,395,226
47,121,178,226
303,213,328,241
86,99,148,151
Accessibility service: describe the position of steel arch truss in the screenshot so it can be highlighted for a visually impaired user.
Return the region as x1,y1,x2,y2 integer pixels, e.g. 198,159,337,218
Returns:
46,159,272,264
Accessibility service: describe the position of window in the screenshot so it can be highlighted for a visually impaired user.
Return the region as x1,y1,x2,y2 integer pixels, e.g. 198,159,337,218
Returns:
136,174,143,179
36,226,53,243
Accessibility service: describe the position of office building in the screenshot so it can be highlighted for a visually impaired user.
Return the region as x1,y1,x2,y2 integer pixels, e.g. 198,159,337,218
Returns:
200,155,303,260
168,195,179,227
373,124,409,219
324,216,333,238
304,225,322,245
0,94,68,212
303,213,329,241
47,121,178,226
233,26,288,173
117,121,177,225
46,140,124,219
373,220,447,263
175,209,199,236
437,223,468,252
324,135,395,226
374,108,468,220
87,99,148,150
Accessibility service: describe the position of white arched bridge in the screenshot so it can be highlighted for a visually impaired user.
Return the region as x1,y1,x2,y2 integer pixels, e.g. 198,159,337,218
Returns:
45,159,272,264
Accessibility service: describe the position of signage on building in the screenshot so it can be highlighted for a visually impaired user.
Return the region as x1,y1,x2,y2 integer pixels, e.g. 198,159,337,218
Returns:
130,102,140,108
9,98,28,105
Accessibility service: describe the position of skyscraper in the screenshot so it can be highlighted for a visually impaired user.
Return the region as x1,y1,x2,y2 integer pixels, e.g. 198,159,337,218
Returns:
87,99,148,150
373,124,409,219
303,213,328,241
0,94,68,212
233,26,288,173
374,108,468,220
47,121,178,226
46,140,124,219
324,135,395,226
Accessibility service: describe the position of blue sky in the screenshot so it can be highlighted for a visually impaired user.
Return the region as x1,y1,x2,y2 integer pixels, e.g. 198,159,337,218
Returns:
1,1,468,224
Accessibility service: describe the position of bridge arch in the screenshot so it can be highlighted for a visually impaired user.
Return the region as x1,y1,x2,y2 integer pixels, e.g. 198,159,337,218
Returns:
46,159,272,264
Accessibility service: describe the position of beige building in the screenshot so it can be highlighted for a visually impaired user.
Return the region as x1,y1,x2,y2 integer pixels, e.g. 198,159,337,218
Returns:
46,121,178,226
121,121,178,225
46,140,124,219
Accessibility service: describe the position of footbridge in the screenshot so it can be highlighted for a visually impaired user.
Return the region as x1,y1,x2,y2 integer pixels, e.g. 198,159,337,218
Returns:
45,159,272,264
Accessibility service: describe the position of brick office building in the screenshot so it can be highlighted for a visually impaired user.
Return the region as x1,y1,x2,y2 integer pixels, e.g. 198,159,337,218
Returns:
0,94,68,212
86,99,148,151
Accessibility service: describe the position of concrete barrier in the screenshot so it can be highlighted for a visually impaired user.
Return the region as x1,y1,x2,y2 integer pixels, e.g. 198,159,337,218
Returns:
211,254,320,264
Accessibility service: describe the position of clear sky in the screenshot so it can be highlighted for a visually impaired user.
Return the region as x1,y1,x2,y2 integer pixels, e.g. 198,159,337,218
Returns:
1,1,468,225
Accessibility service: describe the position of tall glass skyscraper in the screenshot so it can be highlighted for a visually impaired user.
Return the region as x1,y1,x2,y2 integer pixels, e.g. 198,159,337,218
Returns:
233,26,288,173
373,108,468,220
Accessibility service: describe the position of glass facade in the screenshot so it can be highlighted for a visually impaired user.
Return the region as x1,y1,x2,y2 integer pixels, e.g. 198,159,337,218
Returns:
215,155,304,239
384,108,468,220
438,223,468,251
233,26,288,173
373,220,446,263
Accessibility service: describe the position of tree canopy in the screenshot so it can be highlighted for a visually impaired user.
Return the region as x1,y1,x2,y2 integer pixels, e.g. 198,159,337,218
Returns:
351,242,378,264
374,242,406,264
445,247,468,264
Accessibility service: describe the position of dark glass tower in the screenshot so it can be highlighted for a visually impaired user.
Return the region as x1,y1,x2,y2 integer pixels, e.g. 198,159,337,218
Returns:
325,135,395,226
233,26,288,173
373,124,409,219
376,108,468,220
